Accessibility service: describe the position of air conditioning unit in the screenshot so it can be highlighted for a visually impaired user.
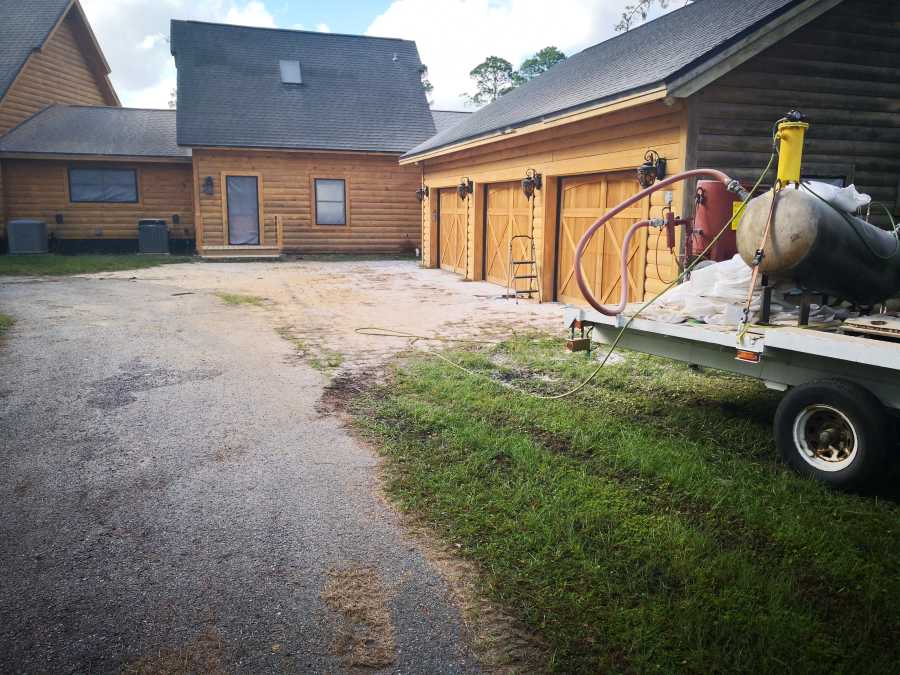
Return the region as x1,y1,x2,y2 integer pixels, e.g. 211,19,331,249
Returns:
138,219,169,254
7,219,48,254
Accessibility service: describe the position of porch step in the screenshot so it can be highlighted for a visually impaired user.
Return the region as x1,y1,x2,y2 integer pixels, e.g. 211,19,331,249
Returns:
200,246,283,260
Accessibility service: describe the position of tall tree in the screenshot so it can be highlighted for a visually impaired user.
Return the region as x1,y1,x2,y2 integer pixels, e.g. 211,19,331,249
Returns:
420,65,434,106
616,0,691,32
517,46,566,83
465,56,517,105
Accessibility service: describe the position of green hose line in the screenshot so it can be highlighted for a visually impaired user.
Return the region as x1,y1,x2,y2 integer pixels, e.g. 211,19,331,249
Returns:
359,152,777,402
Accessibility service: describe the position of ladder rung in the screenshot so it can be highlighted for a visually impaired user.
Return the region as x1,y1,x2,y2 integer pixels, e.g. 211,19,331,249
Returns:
511,259,536,265
513,274,537,280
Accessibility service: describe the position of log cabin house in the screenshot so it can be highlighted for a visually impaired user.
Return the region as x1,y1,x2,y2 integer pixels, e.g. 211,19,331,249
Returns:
401,0,900,306
0,0,122,249
169,20,439,259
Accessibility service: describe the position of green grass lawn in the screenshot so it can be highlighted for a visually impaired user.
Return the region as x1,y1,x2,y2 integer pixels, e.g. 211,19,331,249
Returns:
352,336,900,673
0,254,192,276
0,314,12,337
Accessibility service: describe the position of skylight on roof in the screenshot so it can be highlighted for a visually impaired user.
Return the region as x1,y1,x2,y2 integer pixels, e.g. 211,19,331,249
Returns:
279,60,302,84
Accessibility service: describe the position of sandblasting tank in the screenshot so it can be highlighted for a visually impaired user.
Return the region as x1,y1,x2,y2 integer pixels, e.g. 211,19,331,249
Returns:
737,187,900,304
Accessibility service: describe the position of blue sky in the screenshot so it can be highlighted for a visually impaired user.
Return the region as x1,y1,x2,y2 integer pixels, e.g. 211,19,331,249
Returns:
266,0,394,35
79,0,680,111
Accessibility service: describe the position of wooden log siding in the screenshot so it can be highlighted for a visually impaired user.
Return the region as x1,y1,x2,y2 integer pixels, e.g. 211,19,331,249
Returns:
419,100,688,300
194,150,422,253
688,0,900,228
2,160,194,240
0,13,114,136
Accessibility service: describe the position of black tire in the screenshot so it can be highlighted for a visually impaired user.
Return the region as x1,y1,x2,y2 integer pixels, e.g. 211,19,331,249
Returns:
774,379,896,490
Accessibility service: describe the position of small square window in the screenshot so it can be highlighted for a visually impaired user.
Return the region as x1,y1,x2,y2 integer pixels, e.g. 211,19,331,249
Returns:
315,179,346,226
280,59,302,84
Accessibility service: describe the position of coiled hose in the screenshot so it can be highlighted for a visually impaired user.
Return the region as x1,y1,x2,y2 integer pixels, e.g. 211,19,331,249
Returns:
574,169,741,315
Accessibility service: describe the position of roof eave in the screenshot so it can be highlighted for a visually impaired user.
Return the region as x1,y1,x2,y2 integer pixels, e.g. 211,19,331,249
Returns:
665,0,842,99
0,151,191,162
182,142,408,156
400,85,668,165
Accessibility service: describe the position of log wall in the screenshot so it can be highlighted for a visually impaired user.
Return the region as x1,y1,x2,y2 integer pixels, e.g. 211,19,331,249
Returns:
193,149,422,253
688,0,900,227
2,159,194,241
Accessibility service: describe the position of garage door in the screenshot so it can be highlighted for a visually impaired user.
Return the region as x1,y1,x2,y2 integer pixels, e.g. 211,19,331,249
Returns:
484,182,531,287
556,173,649,306
438,188,467,275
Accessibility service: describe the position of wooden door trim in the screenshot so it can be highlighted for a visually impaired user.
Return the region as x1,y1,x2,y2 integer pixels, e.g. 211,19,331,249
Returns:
221,172,265,247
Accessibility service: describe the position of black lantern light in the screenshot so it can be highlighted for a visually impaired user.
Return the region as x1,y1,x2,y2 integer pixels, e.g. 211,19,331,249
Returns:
202,176,214,195
521,169,543,199
415,185,429,202
457,178,473,200
637,150,667,189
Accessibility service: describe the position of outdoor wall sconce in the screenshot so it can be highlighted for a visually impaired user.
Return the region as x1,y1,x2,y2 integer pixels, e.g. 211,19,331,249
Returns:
415,185,429,202
457,178,473,200
637,150,667,188
172,214,180,225
521,169,543,199
202,176,214,195
55,213,64,225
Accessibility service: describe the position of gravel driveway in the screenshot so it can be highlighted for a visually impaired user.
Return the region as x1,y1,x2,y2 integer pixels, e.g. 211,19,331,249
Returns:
0,261,560,673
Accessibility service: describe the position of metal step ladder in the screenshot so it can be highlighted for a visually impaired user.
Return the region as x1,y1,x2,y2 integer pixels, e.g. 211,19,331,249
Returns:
507,234,540,303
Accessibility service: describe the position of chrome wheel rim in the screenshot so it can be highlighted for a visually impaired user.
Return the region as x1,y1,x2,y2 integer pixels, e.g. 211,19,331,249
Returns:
792,404,858,472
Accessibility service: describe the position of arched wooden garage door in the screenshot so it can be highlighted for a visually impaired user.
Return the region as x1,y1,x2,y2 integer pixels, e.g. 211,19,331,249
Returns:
438,188,467,275
483,182,531,287
556,172,649,306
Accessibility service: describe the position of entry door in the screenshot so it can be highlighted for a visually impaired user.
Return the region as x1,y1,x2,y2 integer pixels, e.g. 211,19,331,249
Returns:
556,173,649,306
438,188,467,275
226,175,261,245
484,182,531,287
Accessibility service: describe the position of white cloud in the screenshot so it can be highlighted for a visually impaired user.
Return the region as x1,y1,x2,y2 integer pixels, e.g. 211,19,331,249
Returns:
366,0,677,110
224,0,276,28
79,0,280,108
315,22,331,33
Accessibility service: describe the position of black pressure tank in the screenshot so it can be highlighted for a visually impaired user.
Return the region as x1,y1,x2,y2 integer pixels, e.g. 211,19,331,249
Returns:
737,187,900,304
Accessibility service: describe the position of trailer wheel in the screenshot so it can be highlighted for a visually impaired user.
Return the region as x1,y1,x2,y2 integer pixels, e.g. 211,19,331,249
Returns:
774,379,895,490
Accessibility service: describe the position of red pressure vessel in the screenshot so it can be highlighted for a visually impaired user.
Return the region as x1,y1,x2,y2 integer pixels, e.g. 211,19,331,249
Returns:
693,179,740,262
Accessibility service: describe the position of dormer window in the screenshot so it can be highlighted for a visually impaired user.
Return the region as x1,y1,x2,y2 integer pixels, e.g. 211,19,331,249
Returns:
279,59,302,84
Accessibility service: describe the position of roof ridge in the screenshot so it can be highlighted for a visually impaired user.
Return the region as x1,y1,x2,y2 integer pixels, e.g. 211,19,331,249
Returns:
171,18,412,43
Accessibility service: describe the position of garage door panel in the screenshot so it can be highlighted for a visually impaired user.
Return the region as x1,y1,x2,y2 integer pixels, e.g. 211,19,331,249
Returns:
439,189,467,275
556,173,649,306
485,182,531,288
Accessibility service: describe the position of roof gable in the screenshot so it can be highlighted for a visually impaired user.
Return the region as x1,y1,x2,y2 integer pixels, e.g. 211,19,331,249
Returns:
0,0,72,100
171,20,437,153
405,0,812,159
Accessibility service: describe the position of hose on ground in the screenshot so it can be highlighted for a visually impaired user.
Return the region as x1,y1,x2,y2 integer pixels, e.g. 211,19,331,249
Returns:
358,153,775,401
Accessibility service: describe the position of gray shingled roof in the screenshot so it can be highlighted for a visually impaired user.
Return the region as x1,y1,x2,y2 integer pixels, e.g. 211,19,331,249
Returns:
405,0,800,158
0,105,189,158
0,0,72,100
171,20,437,153
431,109,472,134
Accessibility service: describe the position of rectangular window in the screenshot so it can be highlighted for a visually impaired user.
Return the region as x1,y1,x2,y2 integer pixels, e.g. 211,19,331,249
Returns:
69,168,138,203
315,178,346,225
280,59,302,84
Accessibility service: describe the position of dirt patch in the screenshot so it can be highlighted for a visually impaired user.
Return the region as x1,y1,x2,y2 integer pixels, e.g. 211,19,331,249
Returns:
317,370,385,417
321,566,397,669
123,627,228,674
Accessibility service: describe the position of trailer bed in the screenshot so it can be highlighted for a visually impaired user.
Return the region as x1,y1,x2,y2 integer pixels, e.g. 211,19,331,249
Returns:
564,307,900,410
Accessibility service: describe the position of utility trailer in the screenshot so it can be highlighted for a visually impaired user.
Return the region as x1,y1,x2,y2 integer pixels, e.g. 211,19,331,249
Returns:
564,308,900,489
